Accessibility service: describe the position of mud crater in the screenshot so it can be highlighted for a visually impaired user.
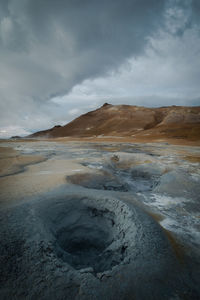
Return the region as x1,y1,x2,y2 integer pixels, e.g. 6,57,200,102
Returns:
44,197,135,274
55,207,118,272
67,167,160,193
67,172,129,192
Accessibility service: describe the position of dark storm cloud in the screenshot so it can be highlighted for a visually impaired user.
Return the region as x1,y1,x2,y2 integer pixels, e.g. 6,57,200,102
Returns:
0,0,166,99
0,0,200,137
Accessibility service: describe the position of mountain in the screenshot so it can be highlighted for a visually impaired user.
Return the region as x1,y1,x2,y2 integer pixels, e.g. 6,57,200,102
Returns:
28,103,200,141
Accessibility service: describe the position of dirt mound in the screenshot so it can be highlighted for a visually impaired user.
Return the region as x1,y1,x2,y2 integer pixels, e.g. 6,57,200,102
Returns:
28,104,200,141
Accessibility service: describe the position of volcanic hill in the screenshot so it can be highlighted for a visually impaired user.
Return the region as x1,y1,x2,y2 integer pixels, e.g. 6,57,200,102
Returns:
29,103,200,141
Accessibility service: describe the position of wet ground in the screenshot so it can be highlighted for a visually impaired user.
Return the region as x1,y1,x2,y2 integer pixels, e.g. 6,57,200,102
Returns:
0,140,200,299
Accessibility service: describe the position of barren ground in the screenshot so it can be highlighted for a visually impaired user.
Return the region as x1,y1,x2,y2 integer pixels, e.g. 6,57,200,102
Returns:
0,138,200,299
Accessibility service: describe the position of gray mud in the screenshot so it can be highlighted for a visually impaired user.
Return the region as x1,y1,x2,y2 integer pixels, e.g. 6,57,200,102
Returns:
0,188,187,300
0,141,200,299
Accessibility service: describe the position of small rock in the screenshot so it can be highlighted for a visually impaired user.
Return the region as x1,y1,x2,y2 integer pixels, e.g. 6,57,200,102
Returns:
111,155,119,162
80,267,94,274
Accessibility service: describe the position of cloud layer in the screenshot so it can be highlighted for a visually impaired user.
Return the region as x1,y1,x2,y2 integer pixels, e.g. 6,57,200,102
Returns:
0,0,200,137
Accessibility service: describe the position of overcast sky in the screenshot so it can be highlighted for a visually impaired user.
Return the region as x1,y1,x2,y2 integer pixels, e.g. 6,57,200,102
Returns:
0,0,200,137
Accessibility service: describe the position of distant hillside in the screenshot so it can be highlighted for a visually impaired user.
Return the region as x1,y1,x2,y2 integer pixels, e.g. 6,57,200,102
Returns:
28,103,200,141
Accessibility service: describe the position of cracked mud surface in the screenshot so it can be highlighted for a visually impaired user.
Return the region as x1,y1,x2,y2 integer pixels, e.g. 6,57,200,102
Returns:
0,140,200,299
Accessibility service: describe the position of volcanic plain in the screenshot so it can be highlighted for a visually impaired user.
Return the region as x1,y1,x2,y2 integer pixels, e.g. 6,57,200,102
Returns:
0,104,200,299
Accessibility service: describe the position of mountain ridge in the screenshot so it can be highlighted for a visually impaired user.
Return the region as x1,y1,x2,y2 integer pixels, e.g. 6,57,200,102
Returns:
28,103,200,141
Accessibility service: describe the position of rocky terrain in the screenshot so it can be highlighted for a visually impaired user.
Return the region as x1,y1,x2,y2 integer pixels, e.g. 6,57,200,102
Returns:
0,140,200,299
29,104,200,142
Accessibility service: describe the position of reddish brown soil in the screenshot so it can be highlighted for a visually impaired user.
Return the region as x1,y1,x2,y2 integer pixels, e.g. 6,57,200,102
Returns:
28,103,200,143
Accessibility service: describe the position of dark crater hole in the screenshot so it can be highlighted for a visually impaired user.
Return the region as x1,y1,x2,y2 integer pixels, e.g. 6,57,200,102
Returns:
67,172,129,192
54,205,125,273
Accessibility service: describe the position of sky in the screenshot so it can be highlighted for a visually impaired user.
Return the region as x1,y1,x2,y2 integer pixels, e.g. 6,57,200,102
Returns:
0,0,200,138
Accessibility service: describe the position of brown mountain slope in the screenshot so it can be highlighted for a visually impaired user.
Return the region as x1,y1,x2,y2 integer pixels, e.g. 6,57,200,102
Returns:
28,103,200,141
